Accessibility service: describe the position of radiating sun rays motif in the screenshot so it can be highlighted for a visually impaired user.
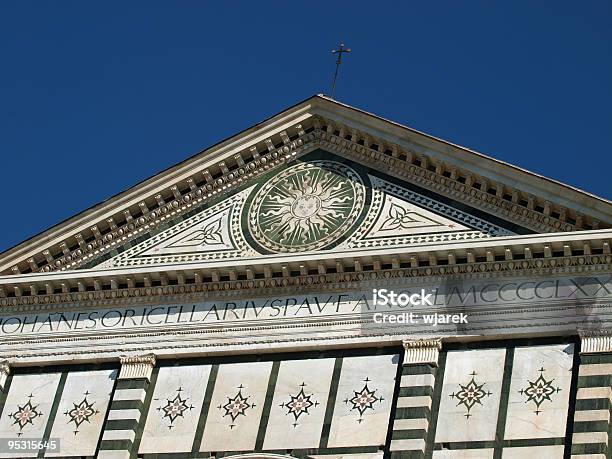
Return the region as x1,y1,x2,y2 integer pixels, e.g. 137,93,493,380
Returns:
249,161,365,252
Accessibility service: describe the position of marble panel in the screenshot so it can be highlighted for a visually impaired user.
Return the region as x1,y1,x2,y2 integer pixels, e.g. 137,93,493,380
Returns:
0,373,61,458
435,348,506,443
139,364,211,454
504,344,573,439
200,361,273,452
262,358,335,450
46,369,117,457
327,354,399,447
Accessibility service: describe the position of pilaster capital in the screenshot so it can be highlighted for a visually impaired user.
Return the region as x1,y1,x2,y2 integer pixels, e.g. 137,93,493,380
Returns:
118,353,156,381
0,360,10,391
402,338,442,366
579,329,612,354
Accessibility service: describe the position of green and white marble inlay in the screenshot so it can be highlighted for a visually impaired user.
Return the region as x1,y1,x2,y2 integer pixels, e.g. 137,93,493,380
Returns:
249,161,365,252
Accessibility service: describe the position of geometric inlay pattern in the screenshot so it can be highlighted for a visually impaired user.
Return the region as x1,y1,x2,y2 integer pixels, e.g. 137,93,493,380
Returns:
449,371,492,419
9,395,42,436
248,161,366,252
518,367,561,415
64,391,99,435
99,187,255,268
344,378,384,423
218,384,254,429
156,387,194,430
279,383,320,427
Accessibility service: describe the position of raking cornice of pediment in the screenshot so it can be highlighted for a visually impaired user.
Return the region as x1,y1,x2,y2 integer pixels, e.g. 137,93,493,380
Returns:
0,95,610,276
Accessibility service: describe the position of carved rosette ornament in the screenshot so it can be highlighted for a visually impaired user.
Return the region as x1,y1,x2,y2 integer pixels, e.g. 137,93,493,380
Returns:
248,160,366,252
118,354,156,381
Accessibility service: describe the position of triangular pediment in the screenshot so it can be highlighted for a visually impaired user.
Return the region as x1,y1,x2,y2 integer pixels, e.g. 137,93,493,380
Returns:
95,152,512,269
0,95,609,276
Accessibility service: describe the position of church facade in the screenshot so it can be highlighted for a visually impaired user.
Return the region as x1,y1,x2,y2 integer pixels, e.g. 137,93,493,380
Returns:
0,95,610,458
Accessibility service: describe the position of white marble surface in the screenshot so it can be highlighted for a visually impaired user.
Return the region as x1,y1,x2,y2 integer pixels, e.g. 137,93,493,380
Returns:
0,373,61,458
504,344,573,439
433,449,494,459
327,354,399,447
45,369,117,457
263,358,335,450
200,361,273,452
501,445,564,458
435,349,506,443
139,364,211,454
366,192,469,238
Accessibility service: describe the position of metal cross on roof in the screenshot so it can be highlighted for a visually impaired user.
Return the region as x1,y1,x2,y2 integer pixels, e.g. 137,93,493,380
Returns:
331,42,351,99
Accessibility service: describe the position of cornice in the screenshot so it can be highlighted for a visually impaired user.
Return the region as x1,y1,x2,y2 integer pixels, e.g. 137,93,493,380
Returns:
0,246,609,312
1,105,610,278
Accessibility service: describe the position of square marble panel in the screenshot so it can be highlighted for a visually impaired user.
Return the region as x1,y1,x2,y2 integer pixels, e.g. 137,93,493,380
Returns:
504,344,573,439
327,354,399,447
45,369,117,457
435,348,506,443
262,358,335,450
200,361,273,452
0,373,62,458
139,364,211,454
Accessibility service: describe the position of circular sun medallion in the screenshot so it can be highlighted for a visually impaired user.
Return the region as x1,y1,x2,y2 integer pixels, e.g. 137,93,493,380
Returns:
248,161,365,252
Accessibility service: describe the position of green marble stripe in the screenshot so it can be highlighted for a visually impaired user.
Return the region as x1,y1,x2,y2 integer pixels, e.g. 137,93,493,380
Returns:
423,351,447,458
395,406,431,419
105,418,140,431
392,428,428,440
254,360,280,451
0,374,13,418
493,346,515,459
575,398,611,411
390,451,424,459
37,371,68,459
98,439,134,451
190,363,219,453
319,357,343,448
572,420,610,433
577,374,611,388
580,354,612,364
109,399,145,411
433,437,565,450
399,385,434,398
115,378,149,390
571,442,607,455
402,365,436,376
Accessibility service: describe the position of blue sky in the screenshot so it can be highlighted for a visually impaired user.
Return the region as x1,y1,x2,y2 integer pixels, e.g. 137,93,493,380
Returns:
1,1,610,252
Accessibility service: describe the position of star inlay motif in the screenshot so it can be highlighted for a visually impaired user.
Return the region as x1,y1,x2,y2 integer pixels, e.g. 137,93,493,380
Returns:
156,387,194,429
519,367,561,415
218,385,255,428
280,383,319,427
344,378,384,423
9,395,42,436
65,392,99,435
450,372,492,419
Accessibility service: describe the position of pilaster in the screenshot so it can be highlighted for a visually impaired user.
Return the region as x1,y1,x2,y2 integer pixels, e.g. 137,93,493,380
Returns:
98,354,156,459
390,338,442,458
571,331,612,459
